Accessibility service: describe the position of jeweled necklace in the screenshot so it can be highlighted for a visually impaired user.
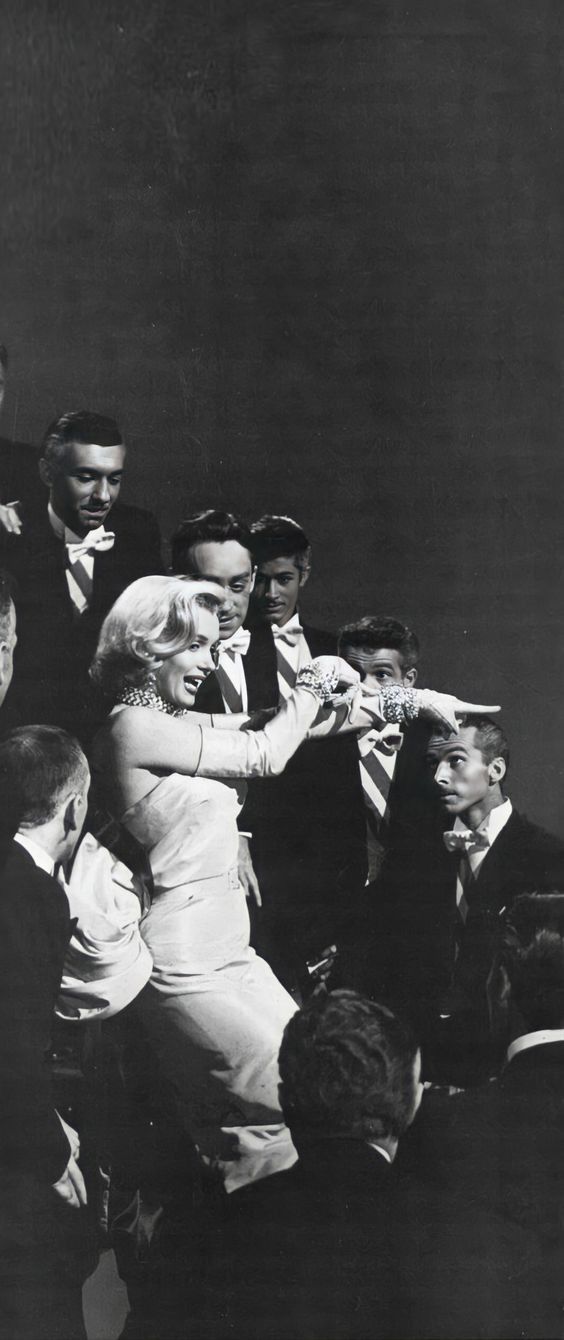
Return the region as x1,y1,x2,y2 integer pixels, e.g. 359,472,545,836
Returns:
117,684,191,718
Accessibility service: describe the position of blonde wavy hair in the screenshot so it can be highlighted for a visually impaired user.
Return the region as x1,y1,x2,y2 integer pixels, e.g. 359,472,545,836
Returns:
90,575,224,699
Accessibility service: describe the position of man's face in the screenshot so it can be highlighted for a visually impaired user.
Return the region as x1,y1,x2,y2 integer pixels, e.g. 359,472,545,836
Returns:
0,601,17,706
186,540,254,639
339,644,416,693
42,442,126,536
252,555,308,627
426,725,495,817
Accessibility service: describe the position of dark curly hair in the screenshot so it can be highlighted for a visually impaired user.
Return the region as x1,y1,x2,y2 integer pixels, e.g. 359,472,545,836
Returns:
338,616,419,673
279,990,419,1143
500,893,564,1031
250,514,312,573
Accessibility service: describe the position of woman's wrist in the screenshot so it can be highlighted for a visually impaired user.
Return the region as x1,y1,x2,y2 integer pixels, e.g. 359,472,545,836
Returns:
379,684,420,725
295,662,340,705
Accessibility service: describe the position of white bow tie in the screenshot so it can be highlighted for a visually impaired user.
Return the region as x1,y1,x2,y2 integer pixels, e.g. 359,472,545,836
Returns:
219,627,251,658
358,723,404,757
66,526,115,564
443,828,490,855
271,614,303,647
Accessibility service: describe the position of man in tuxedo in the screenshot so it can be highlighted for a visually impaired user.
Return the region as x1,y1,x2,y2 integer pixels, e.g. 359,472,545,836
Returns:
195,989,423,1340
246,514,366,990
399,891,564,1338
1,409,163,741
0,725,96,1340
338,615,435,883
394,716,564,1083
171,509,264,904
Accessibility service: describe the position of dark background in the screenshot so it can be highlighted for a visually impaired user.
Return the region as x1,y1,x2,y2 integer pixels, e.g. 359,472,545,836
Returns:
2,1,563,828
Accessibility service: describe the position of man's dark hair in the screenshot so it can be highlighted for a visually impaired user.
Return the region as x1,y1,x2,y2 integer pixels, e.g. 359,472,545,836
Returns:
500,893,564,1031
0,570,16,641
0,725,89,837
338,616,419,672
278,989,419,1144
171,509,253,572
250,515,312,573
40,411,124,473
0,345,7,373
459,715,510,770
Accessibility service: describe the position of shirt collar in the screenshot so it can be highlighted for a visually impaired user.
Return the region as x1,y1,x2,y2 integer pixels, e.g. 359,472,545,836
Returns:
507,1028,564,1065
14,831,56,877
453,797,512,843
367,1141,392,1164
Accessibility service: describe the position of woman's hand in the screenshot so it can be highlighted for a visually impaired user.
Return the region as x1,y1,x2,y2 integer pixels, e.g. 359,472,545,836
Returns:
416,690,501,735
308,656,360,706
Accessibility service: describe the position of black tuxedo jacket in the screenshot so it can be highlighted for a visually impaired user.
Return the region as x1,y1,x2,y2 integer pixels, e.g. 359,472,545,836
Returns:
1,491,163,740
197,621,366,936
198,1137,403,1340
382,808,564,1082
398,1041,564,1338
0,841,72,1183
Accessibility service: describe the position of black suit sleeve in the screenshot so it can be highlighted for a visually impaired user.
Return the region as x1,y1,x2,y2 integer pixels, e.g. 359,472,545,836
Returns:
0,866,71,1183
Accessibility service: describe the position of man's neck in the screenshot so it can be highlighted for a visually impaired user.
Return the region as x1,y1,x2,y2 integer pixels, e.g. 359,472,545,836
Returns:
462,789,505,832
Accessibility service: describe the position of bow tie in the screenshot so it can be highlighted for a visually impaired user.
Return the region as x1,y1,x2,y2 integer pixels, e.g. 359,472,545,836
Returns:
271,615,303,647
66,526,115,564
443,828,490,855
219,628,251,658
358,724,403,758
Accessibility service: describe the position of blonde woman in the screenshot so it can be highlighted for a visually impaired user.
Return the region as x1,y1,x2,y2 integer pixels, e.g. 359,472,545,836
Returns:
90,575,496,1190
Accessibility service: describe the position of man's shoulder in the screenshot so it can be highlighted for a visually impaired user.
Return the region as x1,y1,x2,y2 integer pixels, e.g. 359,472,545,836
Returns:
509,808,564,854
0,841,63,909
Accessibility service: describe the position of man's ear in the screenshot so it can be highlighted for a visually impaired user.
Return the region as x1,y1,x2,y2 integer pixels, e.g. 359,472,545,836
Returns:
38,457,54,488
404,666,418,686
299,562,311,589
62,793,82,839
488,755,507,786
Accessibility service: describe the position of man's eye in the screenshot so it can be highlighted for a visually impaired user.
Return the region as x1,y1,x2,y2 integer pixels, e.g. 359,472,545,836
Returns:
108,476,122,486
231,584,246,593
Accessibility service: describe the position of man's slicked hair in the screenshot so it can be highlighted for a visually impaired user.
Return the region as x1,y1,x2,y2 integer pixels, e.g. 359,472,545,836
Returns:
40,411,124,474
338,616,419,672
500,893,564,1030
279,989,419,1143
459,714,510,770
171,510,253,573
250,514,312,573
0,725,89,837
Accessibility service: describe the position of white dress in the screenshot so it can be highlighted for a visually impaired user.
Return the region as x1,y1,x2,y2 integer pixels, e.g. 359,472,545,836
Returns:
121,769,298,1192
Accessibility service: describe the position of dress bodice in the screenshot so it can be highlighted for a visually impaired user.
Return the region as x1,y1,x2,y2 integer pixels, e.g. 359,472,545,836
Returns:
120,772,250,985
121,771,241,892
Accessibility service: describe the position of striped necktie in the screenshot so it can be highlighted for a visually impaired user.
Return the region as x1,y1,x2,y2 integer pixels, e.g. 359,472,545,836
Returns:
215,629,251,713
357,728,398,831
272,614,304,700
65,527,115,615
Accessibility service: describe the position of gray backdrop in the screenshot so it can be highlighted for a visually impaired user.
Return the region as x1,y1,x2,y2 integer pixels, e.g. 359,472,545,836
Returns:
2,0,563,828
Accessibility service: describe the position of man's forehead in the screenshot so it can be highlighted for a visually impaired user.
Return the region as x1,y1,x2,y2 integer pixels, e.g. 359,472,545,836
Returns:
190,539,252,574
63,441,126,470
256,555,300,573
341,644,401,666
427,727,477,759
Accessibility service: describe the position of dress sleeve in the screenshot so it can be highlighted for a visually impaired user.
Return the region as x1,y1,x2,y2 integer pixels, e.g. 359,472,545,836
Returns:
196,685,321,779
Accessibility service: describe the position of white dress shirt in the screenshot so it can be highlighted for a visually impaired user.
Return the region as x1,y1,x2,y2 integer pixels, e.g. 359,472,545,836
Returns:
452,797,513,878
